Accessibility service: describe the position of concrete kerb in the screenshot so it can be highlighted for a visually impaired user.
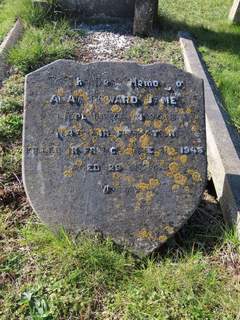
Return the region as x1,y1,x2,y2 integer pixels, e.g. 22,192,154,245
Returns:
178,31,240,236
0,19,24,85
229,0,240,23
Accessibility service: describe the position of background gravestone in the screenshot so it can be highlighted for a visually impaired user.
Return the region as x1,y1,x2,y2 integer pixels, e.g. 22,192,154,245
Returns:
58,0,135,18
229,0,240,23
56,0,158,35
133,0,158,36
23,60,206,256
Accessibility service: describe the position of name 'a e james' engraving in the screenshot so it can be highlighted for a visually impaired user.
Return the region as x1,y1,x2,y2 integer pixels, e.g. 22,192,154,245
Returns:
50,94,178,106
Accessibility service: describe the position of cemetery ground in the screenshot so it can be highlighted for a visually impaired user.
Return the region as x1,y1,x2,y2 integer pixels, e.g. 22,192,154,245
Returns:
0,0,240,319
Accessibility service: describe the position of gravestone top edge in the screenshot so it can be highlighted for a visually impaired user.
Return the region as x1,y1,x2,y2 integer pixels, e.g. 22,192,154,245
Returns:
25,59,203,84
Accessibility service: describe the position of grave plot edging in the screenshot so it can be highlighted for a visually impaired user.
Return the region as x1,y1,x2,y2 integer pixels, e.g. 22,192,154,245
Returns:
0,19,24,85
178,31,240,236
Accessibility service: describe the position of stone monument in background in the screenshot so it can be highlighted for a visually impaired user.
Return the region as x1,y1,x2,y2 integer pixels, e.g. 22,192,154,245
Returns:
57,0,158,35
229,0,240,23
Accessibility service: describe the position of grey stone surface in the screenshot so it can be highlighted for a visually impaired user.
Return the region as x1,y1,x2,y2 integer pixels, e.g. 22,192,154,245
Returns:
58,0,135,18
133,0,158,36
0,19,24,86
179,32,240,237
229,0,240,23
58,0,158,36
23,60,206,256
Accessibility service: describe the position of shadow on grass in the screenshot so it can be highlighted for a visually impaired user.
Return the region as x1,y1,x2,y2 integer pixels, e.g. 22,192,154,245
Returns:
154,179,227,260
156,14,240,56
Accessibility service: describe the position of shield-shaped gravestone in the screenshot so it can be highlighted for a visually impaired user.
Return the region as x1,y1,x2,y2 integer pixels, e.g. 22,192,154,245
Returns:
23,60,206,256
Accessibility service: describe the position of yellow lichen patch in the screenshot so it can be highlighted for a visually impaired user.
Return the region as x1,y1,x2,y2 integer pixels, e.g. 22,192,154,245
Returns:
123,147,134,156
102,95,109,105
159,101,164,111
91,136,97,144
95,127,103,135
83,103,94,115
58,127,68,136
139,134,151,148
153,120,162,129
191,125,199,132
164,146,177,156
172,184,180,191
168,162,180,174
73,89,88,102
74,160,83,168
112,172,121,187
154,150,161,157
130,110,137,122
122,175,135,185
179,155,188,165
136,229,153,239
79,132,88,141
136,128,144,134
185,107,193,113
192,172,202,182
135,182,150,191
187,169,202,182
177,108,185,115
143,94,153,106
164,125,174,136
159,160,165,167
64,168,74,177
129,137,137,145
184,186,190,192
149,178,160,188
72,123,82,131
146,191,154,204
135,178,160,191
164,226,175,234
111,105,122,113
174,173,188,186
143,160,150,167
115,138,125,150
144,120,152,127
135,190,154,210
140,154,146,161
135,192,145,210
56,87,64,96
158,235,168,242
114,123,125,133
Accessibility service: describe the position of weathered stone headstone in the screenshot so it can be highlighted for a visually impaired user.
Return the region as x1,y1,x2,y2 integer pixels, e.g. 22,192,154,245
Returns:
23,60,206,256
229,0,240,23
133,0,158,36
58,0,135,18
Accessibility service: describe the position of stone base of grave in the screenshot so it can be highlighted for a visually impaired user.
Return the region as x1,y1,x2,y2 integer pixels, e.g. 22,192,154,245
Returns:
47,0,158,36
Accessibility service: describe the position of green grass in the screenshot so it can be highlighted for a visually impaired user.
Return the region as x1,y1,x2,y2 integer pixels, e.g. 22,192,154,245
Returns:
0,0,79,73
0,74,24,143
0,0,44,42
125,33,183,68
160,0,240,129
8,21,77,73
0,74,24,179
0,205,239,319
